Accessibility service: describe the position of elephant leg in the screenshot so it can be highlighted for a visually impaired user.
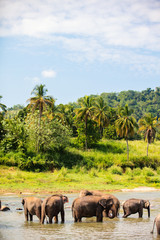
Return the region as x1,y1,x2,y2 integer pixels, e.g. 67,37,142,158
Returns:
61,210,64,223
36,207,41,222
29,214,33,221
139,208,143,218
54,215,58,223
77,218,82,222
49,216,53,224
122,209,131,218
24,209,29,221
97,212,103,222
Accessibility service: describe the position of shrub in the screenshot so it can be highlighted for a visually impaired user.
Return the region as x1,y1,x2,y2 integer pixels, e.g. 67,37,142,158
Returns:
132,168,141,176
143,167,155,176
125,167,132,175
108,165,123,175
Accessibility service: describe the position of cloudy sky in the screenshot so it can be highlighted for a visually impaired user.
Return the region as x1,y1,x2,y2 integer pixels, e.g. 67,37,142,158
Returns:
1,0,160,107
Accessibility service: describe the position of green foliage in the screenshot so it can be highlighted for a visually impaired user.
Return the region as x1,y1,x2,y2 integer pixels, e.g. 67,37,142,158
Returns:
75,120,100,149
100,87,160,121
0,117,27,152
108,165,123,175
143,167,155,176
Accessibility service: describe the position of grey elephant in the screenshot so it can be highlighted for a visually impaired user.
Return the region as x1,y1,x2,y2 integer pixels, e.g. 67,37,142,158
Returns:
22,197,43,222
0,200,10,211
79,190,120,218
122,198,150,218
151,214,160,235
72,195,113,222
41,194,68,224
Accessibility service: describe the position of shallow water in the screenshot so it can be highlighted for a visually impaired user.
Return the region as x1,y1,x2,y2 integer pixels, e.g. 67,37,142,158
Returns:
0,191,160,240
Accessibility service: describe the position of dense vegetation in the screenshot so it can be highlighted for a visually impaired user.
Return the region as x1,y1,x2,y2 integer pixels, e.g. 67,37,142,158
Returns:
0,86,160,173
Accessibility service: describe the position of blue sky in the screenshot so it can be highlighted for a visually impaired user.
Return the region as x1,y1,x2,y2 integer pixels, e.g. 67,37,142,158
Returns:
0,0,160,108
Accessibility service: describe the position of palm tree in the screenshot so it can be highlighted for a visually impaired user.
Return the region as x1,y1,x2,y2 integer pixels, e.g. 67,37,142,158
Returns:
27,84,54,151
0,96,7,112
93,96,109,138
115,105,138,160
138,113,160,156
75,95,94,150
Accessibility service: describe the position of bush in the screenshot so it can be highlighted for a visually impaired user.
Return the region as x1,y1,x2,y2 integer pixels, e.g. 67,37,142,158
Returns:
108,165,123,175
143,167,155,176
125,167,132,175
132,168,142,176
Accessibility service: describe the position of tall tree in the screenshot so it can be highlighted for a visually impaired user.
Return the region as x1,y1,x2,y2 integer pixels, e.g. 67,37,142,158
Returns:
138,113,160,156
93,96,109,138
27,84,54,152
115,105,138,160
75,96,94,149
0,96,7,112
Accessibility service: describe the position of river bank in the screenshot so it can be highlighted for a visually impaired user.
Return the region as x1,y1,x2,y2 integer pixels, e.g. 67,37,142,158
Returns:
1,165,160,195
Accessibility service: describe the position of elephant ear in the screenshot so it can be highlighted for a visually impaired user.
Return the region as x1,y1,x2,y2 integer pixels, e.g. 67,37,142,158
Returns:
99,199,113,208
144,200,150,208
63,196,69,203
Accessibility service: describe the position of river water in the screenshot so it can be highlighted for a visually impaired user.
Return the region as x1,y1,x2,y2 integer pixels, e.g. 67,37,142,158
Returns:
0,191,160,240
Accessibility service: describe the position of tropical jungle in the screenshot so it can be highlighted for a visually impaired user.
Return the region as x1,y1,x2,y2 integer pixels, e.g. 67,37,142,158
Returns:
0,86,160,192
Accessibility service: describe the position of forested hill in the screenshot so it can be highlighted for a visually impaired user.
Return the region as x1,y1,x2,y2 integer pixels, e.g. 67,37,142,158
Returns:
99,87,160,120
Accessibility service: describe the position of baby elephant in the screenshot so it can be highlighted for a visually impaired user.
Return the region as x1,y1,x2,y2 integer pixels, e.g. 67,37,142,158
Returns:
22,197,43,222
151,214,160,235
122,198,150,218
72,195,113,222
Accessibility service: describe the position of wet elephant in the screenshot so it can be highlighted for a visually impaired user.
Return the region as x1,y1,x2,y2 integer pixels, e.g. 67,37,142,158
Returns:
0,200,10,211
122,198,150,218
79,190,120,218
41,194,68,224
22,197,43,222
72,195,114,222
151,214,160,235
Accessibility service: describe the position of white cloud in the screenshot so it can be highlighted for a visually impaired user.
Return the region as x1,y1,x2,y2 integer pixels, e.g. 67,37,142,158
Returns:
41,70,56,78
0,0,160,72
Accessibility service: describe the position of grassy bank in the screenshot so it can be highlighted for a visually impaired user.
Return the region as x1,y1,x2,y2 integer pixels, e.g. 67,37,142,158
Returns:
0,164,160,194
0,139,160,193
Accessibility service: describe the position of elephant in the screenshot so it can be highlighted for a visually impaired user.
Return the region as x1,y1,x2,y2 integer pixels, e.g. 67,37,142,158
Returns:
0,200,10,211
41,194,68,224
79,190,120,218
122,198,150,218
22,197,43,222
151,214,160,235
72,195,114,222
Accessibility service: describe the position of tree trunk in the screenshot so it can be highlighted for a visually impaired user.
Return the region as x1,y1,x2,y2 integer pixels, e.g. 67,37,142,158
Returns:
37,113,42,153
85,116,88,150
126,138,129,161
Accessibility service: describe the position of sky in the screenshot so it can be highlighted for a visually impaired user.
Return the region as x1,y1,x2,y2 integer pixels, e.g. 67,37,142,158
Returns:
0,0,160,108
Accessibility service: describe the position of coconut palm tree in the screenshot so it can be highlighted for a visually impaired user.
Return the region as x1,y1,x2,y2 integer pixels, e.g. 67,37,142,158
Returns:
115,105,138,160
75,95,94,150
0,96,7,112
138,113,160,156
27,84,54,151
93,96,109,138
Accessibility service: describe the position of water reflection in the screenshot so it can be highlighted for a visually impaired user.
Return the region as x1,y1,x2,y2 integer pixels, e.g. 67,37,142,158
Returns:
0,191,160,239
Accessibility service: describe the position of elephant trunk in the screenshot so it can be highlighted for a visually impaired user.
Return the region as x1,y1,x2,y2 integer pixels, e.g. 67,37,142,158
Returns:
108,209,116,219
148,206,150,218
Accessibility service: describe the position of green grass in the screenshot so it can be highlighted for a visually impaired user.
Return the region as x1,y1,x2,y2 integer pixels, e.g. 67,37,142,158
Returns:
0,139,160,193
0,164,160,194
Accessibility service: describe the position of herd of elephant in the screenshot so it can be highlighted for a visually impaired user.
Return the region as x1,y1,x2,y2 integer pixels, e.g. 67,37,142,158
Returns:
1,190,160,235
